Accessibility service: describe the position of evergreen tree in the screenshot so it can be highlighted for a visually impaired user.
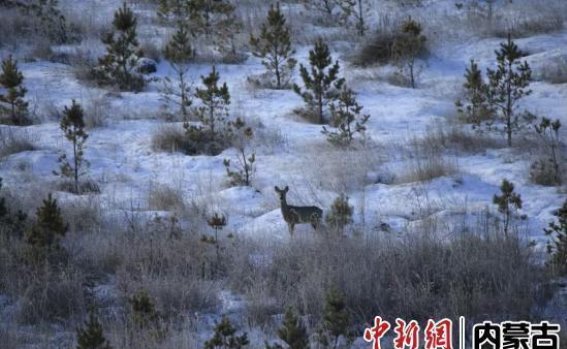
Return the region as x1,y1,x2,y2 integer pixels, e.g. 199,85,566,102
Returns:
321,288,350,349
493,179,522,237
26,193,68,260
267,307,309,349
0,177,27,238
56,100,89,194
250,3,297,89
204,316,249,349
322,86,369,147
129,290,166,339
326,194,353,233
392,17,426,89
76,311,113,349
96,3,144,91
545,199,567,275
456,59,491,125
158,0,241,55
0,55,29,125
485,34,532,147
191,66,230,139
163,22,194,118
293,38,345,124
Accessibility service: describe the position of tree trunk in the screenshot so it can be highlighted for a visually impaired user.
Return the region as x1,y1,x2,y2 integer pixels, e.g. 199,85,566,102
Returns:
73,139,79,194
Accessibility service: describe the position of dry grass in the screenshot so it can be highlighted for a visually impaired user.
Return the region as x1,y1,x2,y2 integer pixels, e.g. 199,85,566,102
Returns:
229,225,547,325
0,127,37,158
539,56,567,85
147,182,186,212
151,124,188,153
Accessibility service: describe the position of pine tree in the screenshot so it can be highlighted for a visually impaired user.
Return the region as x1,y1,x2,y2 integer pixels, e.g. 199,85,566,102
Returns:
56,100,89,194
192,66,230,139
322,86,369,147
0,55,29,125
392,17,426,89
456,59,491,125
293,38,345,124
545,199,567,275
321,288,350,349
96,3,144,91
163,22,194,118
275,307,309,349
250,3,297,89
326,194,354,233
158,0,241,55
0,177,27,238
26,193,68,258
485,34,532,147
129,290,166,339
493,179,522,237
76,311,113,349
204,316,249,349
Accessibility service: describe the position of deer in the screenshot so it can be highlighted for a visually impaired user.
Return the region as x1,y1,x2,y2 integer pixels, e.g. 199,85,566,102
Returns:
274,186,323,236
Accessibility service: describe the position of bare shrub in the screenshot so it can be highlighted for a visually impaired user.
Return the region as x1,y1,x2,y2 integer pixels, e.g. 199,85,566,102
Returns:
151,124,189,153
148,182,185,212
0,127,36,158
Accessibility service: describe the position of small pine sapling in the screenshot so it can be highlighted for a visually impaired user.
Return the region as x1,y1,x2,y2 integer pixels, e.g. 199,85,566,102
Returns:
392,18,426,89
205,212,228,268
545,199,567,275
0,55,29,125
293,38,345,124
493,179,522,237
531,117,562,186
162,22,194,118
96,3,144,91
55,100,89,194
224,119,255,187
76,310,113,349
326,194,354,234
319,288,351,349
485,34,532,147
192,66,231,139
25,193,69,262
0,178,27,238
456,59,491,125
129,290,166,340
250,2,297,89
266,307,309,349
204,316,249,349
322,86,369,147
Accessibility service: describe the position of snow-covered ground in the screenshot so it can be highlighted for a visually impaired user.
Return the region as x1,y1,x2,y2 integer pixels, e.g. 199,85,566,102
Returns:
1,0,567,346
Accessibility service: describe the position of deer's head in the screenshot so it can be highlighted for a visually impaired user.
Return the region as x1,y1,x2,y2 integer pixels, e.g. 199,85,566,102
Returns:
274,186,289,201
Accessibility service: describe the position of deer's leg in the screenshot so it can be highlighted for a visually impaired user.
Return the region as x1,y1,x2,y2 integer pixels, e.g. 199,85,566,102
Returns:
288,223,295,237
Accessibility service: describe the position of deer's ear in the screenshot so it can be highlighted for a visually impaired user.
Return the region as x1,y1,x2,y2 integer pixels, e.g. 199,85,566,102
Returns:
284,186,289,192
274,186,280,192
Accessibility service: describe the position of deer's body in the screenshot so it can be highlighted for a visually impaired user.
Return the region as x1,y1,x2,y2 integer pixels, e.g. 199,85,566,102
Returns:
275,186,323,236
